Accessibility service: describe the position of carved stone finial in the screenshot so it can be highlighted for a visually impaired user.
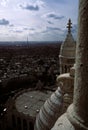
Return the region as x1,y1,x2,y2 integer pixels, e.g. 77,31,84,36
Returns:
67,19,72,33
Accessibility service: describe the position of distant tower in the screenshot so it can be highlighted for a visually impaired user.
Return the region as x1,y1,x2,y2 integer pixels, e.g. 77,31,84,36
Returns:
59,19,76,74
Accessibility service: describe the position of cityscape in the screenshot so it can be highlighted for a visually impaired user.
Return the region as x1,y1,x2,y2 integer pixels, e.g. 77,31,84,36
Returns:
2,1,88,130
0,19,76,130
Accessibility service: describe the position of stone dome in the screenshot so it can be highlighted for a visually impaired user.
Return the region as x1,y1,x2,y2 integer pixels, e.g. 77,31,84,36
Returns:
59,19,76,74
60,33,76,58
34,87,63,130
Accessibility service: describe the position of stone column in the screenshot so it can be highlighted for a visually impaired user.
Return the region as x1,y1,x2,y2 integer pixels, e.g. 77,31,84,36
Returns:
52,0,88,130
67,0,88,128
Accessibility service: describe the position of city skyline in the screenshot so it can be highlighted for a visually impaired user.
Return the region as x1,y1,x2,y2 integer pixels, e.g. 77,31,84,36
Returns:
0,0,78,41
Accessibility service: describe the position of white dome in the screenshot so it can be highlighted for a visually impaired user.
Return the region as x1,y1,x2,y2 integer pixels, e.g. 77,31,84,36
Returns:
59,19,76,74
60,33,76,58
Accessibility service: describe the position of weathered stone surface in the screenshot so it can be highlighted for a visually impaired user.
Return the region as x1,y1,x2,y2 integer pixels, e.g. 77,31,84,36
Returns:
52,0,88,130
51,113,74,130
73,0,88,124
56,65,75,113
34,87,63,130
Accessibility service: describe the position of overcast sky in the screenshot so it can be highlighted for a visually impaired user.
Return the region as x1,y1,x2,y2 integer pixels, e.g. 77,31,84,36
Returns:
0,0,78,41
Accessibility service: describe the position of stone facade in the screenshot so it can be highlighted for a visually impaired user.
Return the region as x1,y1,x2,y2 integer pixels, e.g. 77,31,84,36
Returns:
56,65,75,113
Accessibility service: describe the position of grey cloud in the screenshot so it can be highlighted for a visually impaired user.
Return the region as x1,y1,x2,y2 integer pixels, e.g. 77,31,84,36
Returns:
20,4,39,11
40,27,64,41
15,30,23,33
44,12,65,20
42,26,61,33
47,21,54,24
23,27,35,31
47,27,61,31
41,30,47,33
23,27,28,30
29,28,35,30
0,18,9,25
10,30,23,33
23,27,29,30
9,24,14,27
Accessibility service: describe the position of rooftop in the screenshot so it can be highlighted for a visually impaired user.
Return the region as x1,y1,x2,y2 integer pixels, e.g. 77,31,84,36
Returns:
15,90,52,117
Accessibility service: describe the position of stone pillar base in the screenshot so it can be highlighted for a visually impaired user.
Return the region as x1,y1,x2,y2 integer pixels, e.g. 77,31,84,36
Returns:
51,104,88,130
51,113,74,130
67,104,88,130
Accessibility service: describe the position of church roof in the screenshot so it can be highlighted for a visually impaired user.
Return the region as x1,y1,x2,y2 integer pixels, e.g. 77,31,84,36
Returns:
15,90,52,117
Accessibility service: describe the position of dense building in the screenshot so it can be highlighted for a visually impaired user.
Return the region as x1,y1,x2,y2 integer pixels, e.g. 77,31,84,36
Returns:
0,43,60,130
4,88,52,130
0,19,77,130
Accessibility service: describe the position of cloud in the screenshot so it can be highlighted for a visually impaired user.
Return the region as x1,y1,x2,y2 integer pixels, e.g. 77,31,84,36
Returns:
9,28,23,33
19,0,45,11
20,4,39,11
23,27,29,30
15,30,23,33
0,0,9,7
47,21,54,24
36,0,45,7
43,12,65,20
29,28,35,31
42,0,66,4
42,26,61,33
0,18,9,25
11,30,23,33
24,27,35,30
47,27,61,31
9,24,14,27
